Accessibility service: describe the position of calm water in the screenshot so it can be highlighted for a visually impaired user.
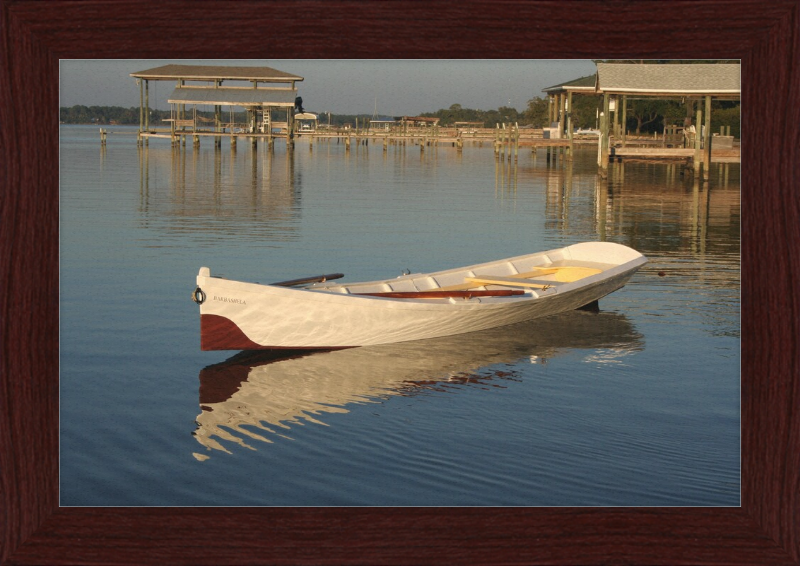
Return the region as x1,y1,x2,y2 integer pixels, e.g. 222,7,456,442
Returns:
60,125,740,506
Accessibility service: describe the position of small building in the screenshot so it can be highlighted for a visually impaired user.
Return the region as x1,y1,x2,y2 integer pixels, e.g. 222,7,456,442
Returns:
369,119,396,131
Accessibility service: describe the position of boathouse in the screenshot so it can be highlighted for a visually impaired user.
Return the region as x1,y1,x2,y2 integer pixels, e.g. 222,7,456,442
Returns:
593,62,740,176
542,74,597,139
129,64,304,146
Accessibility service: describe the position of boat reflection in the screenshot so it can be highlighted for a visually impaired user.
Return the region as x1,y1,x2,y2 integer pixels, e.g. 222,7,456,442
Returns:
192,309,643,460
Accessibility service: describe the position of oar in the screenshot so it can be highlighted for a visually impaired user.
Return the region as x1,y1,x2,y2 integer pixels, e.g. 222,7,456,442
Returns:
272,273,345,287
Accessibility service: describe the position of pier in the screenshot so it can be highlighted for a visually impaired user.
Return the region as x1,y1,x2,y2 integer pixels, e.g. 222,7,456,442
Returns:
121,62,739,174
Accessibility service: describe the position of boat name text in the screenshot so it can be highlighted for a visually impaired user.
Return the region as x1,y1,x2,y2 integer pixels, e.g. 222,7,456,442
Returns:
213,295,247,305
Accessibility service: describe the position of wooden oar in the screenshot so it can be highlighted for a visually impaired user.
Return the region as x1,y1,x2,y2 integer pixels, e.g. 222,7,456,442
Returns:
272,273,345,287
355,289,525,299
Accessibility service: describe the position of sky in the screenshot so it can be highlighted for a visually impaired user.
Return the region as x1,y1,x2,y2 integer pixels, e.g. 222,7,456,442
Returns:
59,59,597,116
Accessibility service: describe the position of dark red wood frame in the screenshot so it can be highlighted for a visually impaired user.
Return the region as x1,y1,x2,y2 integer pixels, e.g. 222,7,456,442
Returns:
1,1,798,564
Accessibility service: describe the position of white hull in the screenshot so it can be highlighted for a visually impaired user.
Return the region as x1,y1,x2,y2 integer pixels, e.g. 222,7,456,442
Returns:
194,241,647,350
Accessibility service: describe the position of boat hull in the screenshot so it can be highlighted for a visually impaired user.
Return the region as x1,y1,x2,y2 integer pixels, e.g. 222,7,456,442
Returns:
194,242,647,350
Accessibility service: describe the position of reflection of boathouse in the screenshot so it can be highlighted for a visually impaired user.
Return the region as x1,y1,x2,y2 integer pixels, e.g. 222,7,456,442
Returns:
129,64,304,148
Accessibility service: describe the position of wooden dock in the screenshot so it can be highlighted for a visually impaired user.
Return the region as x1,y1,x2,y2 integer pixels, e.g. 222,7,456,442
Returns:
610,146,740,163
129,126,738,165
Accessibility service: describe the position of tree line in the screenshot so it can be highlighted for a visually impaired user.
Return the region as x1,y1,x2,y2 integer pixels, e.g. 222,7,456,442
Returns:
420,97,739,138
61,98,740,138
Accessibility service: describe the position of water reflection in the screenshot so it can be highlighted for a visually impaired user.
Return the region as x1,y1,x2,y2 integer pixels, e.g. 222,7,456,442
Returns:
136,144,301,244
490,149,739,264
192,310,643,460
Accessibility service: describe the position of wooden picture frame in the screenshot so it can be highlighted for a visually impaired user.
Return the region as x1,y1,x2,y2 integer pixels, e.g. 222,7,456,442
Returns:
2,1,798,563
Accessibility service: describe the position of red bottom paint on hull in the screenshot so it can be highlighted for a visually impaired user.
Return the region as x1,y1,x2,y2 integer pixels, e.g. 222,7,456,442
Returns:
200,314,350,351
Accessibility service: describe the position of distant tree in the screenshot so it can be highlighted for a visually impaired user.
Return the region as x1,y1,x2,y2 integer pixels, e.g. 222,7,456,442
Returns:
570,95,602,130
523,97,548,127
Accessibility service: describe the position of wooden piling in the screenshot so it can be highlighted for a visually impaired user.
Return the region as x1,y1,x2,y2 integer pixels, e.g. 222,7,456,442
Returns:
703,95,712,181
694,105,702,176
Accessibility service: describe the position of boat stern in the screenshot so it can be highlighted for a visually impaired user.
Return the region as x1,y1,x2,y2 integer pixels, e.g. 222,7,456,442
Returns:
192,267,259,351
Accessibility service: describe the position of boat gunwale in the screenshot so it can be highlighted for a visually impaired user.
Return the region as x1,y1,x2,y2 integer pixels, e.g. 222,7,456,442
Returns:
199,259,645,311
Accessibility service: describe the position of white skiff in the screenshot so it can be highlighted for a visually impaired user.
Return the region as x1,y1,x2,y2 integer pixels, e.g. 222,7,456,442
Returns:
192,241,647,350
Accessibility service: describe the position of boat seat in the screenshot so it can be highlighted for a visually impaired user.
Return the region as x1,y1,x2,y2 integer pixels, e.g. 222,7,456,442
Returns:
436,266,603,292
465,276,553,289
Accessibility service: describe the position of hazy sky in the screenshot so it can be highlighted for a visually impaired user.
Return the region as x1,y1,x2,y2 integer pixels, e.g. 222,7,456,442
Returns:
59,59,597,116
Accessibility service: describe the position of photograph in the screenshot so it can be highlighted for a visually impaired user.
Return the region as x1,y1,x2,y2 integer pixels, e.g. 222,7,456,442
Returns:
3,2,799,563
58,59,741,507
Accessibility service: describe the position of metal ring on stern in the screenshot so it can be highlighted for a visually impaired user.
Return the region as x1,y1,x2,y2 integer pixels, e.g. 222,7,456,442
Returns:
192,287,206,305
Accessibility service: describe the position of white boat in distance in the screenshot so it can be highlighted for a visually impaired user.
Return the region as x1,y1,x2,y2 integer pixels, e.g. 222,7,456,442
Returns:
192,241,647,350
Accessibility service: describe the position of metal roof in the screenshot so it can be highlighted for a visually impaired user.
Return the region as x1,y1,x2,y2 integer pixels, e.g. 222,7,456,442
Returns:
596,63,740,96
167,87,297,107
131,64,303,83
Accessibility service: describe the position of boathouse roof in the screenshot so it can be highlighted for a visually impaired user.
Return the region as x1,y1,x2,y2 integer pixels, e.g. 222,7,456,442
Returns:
167,87,297,107
130,64,303,83
595,62,740,97
542,74,597,94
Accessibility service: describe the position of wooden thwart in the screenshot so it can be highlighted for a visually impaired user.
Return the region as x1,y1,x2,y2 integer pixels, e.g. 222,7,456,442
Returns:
437,266,602,292
356,289,525,299
466,276,552,289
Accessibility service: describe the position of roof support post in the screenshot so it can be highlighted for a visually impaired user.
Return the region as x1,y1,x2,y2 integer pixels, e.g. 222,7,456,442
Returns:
138,79,143,135
621,95,628,147
694,103,702,175
599,92,610,171
703,95,712,181
566,91,574,160
179,79,185,130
